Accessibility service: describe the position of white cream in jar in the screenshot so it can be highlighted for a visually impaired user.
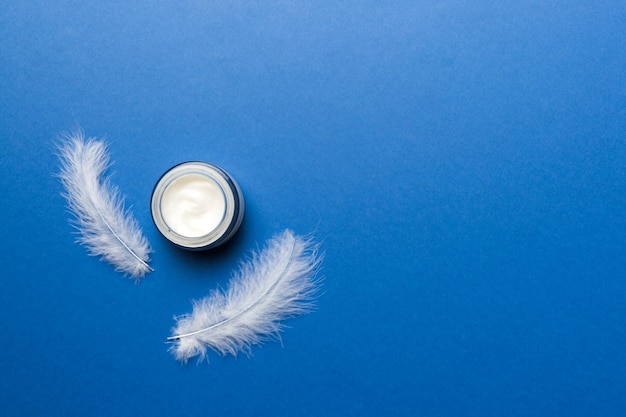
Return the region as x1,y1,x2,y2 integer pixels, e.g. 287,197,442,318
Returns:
151,162,244,250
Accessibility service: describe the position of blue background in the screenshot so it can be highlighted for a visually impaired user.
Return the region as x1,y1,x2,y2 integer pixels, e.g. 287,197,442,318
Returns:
1,2,625,416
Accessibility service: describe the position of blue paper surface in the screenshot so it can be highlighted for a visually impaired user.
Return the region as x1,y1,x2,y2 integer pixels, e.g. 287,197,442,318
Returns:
1,2,625,416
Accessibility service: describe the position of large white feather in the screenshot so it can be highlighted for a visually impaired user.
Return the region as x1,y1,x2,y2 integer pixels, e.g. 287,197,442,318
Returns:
57,130,153,279
168,230,322,362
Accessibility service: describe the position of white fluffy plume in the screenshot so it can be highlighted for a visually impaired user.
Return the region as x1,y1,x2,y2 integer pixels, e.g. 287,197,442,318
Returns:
57,130,153,279
168,230,322,362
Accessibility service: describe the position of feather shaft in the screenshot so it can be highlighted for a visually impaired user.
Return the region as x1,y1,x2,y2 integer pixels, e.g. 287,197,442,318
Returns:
168,230,322,362
96,208,153,272
57,129,153,278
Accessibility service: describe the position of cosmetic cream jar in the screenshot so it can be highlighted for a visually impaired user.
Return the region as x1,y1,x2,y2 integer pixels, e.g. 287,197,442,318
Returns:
151,162,244,250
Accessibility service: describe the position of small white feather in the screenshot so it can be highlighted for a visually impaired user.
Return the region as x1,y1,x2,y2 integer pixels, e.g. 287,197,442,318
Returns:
57,129,153,279
169,230,322,362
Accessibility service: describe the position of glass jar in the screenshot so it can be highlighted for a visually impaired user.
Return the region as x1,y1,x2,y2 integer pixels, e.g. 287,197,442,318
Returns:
151,161,244,250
